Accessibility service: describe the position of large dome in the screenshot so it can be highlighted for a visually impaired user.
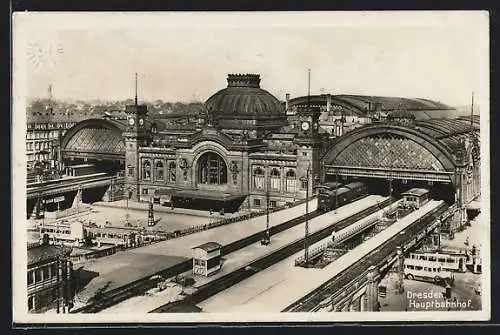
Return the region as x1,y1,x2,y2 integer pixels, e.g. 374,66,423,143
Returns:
205,74,285,117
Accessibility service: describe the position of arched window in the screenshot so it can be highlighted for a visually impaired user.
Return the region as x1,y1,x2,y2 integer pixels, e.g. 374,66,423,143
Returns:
270,168,281,191
253,167,264,190
142,160,151,180
197,152,227,185
286,169,296,193
155,161,164,181
168,161,176,182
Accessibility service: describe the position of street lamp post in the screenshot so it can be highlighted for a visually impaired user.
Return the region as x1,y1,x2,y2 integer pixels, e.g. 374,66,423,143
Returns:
261,170,271,245
335,168,339,214
125,187,131,226
301,167,311,266
387,166,393,220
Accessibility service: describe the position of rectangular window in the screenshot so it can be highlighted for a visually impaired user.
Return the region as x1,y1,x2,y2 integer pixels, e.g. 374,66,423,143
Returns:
28,296,34,311
27,271,34,285
302,152,308,156
253,175,265,190
286,179,296,193
415,266,423,271
270,177,280,191
206,256,221,270
127,166,134,177
300,179,308,190
270,200,277,208
51,263,57,278
42,266,49,280
142,188,148,195
35,269,42,282
253,199,261,207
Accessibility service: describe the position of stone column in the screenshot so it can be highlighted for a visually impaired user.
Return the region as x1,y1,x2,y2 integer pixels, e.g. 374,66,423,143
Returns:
365,266,381,312
396,246,405,294
360,293,367,312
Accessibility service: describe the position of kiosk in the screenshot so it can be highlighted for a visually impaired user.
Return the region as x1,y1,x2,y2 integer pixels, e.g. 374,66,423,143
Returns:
192,242,222,277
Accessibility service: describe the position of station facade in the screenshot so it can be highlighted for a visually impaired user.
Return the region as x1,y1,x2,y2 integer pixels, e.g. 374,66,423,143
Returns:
58,73,480,215
124,74,322,212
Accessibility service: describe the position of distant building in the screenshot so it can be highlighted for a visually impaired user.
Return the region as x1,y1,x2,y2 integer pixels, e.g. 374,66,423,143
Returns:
27,237,74,313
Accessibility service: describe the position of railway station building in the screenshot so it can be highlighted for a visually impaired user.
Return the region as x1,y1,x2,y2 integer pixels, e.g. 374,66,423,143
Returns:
57,73,480,218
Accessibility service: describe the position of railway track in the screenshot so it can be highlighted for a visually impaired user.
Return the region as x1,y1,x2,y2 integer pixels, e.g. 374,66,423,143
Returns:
70,200,325,313
283,202,448,312
150,197,393,313
27,173,116,198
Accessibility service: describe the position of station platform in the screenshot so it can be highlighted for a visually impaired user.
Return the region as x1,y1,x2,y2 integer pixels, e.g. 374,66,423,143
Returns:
92,200,244,219
199,200,444,313
100,195,386,313
75,197,318,305
74,253,187,307
123,197,319,259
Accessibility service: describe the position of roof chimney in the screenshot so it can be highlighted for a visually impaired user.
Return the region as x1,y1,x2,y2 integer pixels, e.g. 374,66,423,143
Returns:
326,94,332,113
285,93,290,111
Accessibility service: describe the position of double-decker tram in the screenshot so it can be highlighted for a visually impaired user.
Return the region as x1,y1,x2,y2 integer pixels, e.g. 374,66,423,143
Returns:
406,252,467,273
404,255,455,284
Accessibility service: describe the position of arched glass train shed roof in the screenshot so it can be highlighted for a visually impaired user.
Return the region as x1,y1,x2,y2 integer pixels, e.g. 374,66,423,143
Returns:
288,94,461,120
415,116,479,155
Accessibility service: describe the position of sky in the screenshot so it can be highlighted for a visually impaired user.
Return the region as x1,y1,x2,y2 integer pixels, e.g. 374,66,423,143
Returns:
14,11,489,106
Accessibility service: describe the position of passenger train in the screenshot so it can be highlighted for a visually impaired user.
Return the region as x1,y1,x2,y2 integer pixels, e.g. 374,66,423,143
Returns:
317,181,368,212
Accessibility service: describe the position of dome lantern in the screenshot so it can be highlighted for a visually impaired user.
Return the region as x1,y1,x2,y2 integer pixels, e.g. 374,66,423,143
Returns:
227,74,261,88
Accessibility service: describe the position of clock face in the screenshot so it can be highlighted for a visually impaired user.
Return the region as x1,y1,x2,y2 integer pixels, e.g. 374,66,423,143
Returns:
139,118,144,126
301,121,310,131
128,117,135,126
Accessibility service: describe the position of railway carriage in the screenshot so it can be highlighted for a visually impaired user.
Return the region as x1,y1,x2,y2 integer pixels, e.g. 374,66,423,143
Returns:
343,182,367,200
317,181,368,212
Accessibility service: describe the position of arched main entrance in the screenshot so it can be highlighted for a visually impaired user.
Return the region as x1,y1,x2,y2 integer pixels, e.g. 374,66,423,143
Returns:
197,152,228,185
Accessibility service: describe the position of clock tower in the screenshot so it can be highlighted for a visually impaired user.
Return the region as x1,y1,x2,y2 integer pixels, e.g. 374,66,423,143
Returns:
123,74,150,200
294,104,322,197
295,105,321,140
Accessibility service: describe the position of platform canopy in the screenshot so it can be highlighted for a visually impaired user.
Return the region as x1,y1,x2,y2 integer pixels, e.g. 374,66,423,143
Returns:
172,189,246,202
